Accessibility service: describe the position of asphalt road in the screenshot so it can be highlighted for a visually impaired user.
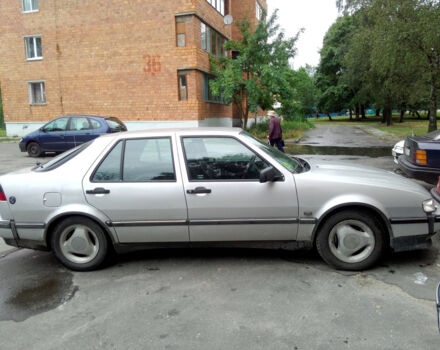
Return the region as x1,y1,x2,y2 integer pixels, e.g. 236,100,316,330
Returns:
0,129,439,350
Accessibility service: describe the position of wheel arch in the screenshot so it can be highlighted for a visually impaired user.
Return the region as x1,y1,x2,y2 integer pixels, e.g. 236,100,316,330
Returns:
311,203,393,247
44,211,117,250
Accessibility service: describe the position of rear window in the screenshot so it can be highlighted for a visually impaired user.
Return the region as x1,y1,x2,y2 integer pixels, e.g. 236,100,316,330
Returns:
106,117,126,131
34,142,91,172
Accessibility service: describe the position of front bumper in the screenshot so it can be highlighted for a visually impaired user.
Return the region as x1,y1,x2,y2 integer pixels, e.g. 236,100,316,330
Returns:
18,141,26,152
398,155,440,181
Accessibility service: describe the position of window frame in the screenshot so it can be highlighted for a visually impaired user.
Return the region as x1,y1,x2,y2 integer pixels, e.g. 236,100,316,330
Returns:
256,1,263,20
203,73,227,105
201,22,227,57
22,0,39,13
180,135,281,183
24,35,42,60
91,137,177,183
27,80,46,105
178,74,188,101
205,0,225,16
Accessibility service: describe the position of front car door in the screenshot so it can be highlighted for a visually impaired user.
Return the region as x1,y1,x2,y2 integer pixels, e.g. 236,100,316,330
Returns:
40,117,69,152
177,133,299,242
83,134,189,243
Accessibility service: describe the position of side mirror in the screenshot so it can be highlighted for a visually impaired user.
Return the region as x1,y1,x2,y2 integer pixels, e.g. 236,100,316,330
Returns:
437,282,440,333
39,127,46,132
260,167,283,183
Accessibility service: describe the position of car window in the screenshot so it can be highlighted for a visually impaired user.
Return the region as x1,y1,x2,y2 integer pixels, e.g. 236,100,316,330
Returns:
43,117,69,132
89,119,101,129
182,137,270,181
93,142,123,181
106,118,126,131
123,138,175,181
69,117,91,131
240,131,301,173
92,138,175,182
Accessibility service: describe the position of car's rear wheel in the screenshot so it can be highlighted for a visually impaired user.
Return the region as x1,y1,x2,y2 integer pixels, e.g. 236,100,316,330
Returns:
51,217,109,271
316,210,385,271
27,142,43,157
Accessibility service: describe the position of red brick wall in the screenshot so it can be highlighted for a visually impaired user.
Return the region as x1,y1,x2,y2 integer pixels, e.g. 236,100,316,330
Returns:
0,0,258,125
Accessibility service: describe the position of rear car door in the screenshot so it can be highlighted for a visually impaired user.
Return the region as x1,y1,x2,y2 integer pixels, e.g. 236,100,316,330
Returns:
40,117,69,152
68,116,96,147
178,135,299,242
83,134,189,243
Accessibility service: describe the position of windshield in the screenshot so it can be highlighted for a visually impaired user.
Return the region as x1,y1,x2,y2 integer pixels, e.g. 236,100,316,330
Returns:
34,142,91,172
421,130,440,140
240,131,301,173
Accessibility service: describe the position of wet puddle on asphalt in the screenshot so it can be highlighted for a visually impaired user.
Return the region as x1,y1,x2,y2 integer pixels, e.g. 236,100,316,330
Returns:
0,253,78,322
285,144,392,157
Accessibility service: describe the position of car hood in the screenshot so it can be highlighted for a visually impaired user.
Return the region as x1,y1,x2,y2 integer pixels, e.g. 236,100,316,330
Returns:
303,159,429,197
22,129,41,140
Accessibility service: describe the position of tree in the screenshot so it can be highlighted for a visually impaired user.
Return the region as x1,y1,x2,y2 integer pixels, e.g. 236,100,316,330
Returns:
337,0,440,131
209,10,300,129
315,16,356,120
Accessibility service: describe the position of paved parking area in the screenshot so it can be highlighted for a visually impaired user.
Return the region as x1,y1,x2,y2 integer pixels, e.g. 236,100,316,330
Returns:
0,136,439,349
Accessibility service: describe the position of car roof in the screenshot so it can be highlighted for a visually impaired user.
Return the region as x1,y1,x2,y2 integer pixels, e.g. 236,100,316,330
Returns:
53,115,110,119
99,127,243,139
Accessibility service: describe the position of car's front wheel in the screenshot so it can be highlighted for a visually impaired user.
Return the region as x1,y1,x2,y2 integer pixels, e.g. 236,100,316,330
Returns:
316,210,385,270
27,142,43,157
51,216,109,271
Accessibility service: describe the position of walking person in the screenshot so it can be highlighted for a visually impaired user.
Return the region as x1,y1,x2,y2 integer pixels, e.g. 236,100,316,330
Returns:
267,111,285,153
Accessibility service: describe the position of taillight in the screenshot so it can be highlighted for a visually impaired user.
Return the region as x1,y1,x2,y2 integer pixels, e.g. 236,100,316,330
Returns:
414,149,427,165
0,185,6,201
436,177,440,195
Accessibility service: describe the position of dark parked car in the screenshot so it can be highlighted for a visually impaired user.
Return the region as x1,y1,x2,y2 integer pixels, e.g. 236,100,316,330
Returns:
19,115,127,157
398,130,440,182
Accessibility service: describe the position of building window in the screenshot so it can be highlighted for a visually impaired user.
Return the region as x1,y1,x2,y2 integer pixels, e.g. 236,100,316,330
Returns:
25,36,42,60
256,1,263,20
28,81,46,105
22,0,38,12
203,74,226,104
176,17,191,48
201,22,227,57
206,0,225,16
178,74,188,101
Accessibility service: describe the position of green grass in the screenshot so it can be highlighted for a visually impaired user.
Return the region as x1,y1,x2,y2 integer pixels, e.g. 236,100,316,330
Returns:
0,128,5,137
248,118,315,141
314,113,440,138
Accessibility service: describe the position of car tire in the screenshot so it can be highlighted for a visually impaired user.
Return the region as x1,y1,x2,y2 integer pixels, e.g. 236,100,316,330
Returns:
316,210,385,271
27,142,43,157
51,216,109,271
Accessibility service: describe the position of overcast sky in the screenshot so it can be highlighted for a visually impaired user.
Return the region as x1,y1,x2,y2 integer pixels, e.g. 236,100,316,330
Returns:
268,1,340,69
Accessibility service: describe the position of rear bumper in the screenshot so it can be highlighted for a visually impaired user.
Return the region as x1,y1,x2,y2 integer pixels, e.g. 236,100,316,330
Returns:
398,155,440,181
0,220,48,251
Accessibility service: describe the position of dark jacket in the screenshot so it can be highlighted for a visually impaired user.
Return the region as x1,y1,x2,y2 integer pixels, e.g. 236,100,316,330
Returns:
269,117,282,140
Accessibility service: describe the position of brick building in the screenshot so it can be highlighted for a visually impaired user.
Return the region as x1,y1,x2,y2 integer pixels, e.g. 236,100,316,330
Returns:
0,0,267,136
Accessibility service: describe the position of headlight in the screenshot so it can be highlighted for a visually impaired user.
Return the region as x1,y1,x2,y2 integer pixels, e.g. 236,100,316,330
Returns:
423,199,437,213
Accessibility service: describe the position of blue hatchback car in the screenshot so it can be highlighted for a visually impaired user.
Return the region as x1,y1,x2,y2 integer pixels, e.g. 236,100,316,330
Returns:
19,115,127,157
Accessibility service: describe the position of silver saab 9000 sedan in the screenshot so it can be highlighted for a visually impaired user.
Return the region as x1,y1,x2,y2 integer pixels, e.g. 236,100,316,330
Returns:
0,128,438,271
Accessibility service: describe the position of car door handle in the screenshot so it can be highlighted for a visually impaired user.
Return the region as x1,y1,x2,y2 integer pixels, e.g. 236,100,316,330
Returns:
86,187,110,195
187,187,212,195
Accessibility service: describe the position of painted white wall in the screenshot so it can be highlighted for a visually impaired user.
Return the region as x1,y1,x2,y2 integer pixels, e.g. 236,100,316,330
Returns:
5,122,45,137
5,116,267,137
